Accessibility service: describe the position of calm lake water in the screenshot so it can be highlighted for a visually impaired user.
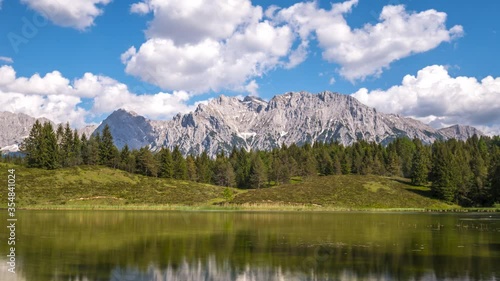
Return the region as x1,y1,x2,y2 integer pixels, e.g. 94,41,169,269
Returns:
0,211,499,281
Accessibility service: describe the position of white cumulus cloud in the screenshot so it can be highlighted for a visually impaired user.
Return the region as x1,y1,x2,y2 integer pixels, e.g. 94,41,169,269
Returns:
352,65,500,134
125,0,463,91
124,0,298,94
130,0,262,44
0,65,197,128
20,0,111,30
273,1,463,81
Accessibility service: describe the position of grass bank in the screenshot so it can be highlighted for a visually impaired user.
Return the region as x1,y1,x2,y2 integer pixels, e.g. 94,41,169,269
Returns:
1,163,498,212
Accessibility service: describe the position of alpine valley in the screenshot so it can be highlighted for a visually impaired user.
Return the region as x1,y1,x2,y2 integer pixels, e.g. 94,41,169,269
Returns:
1,91,482,156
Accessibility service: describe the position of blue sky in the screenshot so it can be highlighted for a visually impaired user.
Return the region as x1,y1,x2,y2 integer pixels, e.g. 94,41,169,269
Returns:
0,0,499,134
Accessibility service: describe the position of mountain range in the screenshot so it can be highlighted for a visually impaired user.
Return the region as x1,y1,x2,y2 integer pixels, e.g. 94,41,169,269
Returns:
1,91,483,156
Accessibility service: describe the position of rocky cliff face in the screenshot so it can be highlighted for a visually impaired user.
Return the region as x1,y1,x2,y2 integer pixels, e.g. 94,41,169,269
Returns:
436,125,484,141
94,91,484,156
93,109,156,149
1,92,485,156
0,112,52,153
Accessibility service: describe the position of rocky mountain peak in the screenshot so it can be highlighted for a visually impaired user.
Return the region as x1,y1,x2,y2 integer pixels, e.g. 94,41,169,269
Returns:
94,108,155,150
1,92,487,157
437,125,484,141
0,111,54,152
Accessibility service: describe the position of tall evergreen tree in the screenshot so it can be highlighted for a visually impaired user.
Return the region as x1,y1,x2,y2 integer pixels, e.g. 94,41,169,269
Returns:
317,149,333,175
386,149,402,177
40,122,60,170
268,149,290,185
59,123,74,167
55,123,64,146
136,146,157,176
195,151,212,183
121,145,137,173
233,148,251,188
431,141,460,202
467,138,490,205
397,138,417,178
99,124,116,166
72,130,82,166
80,133,89,165
86,133,101,165
340,151,352,174
21,120,44,168
186,155,198,181
302,152,318,177
172,146,187,180
119,144,131,170
411,140,430,186
158,147,174,178
249,153,267,188
212,156,236,187
488,146,500,204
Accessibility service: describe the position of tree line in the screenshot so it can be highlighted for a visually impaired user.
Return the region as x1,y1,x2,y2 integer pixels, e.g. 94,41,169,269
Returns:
5,121,500,206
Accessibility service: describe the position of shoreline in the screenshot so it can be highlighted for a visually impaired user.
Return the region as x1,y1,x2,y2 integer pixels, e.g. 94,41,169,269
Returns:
6,204,499,213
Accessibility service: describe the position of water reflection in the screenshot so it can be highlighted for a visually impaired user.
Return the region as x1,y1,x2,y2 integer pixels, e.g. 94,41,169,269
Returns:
0,211,498,281
110,258,305,281
107,253,499,281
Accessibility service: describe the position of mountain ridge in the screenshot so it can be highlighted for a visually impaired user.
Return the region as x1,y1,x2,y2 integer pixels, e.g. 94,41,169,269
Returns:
1,91,484,156
94,91,483,156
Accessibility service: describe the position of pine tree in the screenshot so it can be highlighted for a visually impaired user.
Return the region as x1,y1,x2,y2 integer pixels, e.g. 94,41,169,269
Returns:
120,144,131,170
488,147,500,204
119,145,136,173
359,154,373,175
340,151,352,174
233,148,250,188
386,149,402,177
302,152,318,177
249,153,267,188
21,120,43,168
172,146,187,180
99,124,115,166
467,140,490,205
81,133,89,165
398,138,416,177
411,141,430,186
195,151,212,183
351,148,363,174
86,133,101,165
40,122,60,169
136,146,157,176
317,149,333,175
56,124,64,146
431,141,460,202
59,123,74,167
158,147,174,178
268,149,290,185
212,156,236,187
72,130,82,166
186,155,198,181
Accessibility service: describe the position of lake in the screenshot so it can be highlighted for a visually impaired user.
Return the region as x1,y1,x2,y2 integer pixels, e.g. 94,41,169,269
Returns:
0,211,499,281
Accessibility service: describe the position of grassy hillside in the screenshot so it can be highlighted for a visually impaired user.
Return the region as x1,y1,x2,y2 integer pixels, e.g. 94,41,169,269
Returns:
0,163,234,208
0,163,462,210
231,175,457,209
